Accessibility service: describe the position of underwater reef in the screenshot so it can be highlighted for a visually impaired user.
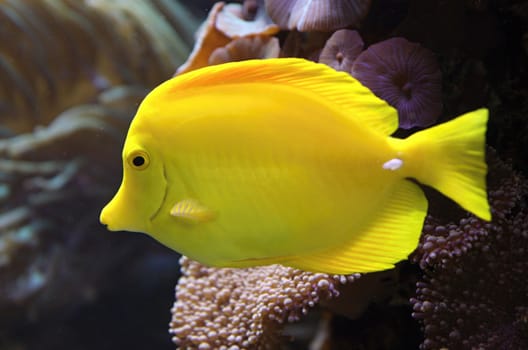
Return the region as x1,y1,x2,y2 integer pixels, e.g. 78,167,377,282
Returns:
1,0,528,349
0,0,198,349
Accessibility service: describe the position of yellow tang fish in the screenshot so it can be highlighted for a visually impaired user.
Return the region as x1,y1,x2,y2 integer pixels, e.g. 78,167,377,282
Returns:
100,58,490,274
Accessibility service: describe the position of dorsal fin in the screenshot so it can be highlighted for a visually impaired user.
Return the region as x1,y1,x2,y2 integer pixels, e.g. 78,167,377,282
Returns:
151,58,399,135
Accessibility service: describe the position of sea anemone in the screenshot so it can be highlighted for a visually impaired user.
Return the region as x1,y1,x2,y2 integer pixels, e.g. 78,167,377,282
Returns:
318,29,364,72
265,0,372,32
351,37,442,129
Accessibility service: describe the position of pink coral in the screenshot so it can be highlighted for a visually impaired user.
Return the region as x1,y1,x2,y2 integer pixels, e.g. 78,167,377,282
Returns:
170,257,359,349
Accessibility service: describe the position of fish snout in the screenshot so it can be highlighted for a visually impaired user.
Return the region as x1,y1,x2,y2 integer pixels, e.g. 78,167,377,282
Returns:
99,187,148,233
100,202,119,231
100,188,128,231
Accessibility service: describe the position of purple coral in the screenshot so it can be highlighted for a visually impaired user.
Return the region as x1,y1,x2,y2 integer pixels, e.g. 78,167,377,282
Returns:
170,257,359,349
351,37,442,129
411,152,528,349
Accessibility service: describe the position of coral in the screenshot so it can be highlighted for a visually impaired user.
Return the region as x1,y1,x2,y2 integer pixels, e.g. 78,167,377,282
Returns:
176,3,232,75
167,3,524,348
265,0,372,32
411,152,528,349
176,1,279,75
0,86,145,323
209,36,280,65
0,0,197,329
318,29,364,72
280,31,332,61
0,0,196,134
170,256,359,349
351,37,442,129
216,0,278,38
0,1,523,349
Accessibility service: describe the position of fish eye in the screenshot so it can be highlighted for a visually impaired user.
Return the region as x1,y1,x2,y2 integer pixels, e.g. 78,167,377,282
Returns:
127,150,150,170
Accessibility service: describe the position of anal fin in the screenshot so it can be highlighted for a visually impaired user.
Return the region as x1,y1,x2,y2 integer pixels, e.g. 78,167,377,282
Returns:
285,181,428,274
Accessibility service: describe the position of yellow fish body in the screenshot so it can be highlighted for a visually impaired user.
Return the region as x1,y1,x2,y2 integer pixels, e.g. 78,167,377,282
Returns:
100,58,490,274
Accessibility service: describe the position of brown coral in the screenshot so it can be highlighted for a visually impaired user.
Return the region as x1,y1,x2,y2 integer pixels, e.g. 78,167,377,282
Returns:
280,31,332,61
0,86,146,322
0,0,196,134
209,36,280,65
176,1,279,75
170,257,359,349
0,0,197,327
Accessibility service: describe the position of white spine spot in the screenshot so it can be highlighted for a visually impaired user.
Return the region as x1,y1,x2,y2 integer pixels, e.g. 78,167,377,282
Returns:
382,158,403,171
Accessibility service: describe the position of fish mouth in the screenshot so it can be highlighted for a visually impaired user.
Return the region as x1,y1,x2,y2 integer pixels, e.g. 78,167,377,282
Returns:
99,210,114,231
149,163,168,223
100,204,125,232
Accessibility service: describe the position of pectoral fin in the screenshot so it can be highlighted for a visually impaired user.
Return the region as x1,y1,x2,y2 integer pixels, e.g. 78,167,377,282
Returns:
170,199,215,223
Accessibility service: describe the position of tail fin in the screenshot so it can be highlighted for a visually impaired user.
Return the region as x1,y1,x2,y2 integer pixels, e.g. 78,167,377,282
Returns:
393,108,491,221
